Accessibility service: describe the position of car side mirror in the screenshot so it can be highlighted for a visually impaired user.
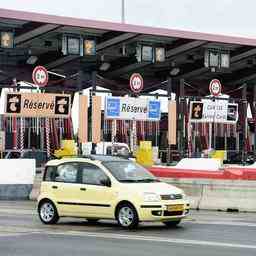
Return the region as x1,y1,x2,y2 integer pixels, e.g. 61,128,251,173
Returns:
128,152,134,158
100,177,111,187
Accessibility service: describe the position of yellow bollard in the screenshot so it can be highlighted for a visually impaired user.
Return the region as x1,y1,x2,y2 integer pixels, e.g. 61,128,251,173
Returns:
136,141,154,167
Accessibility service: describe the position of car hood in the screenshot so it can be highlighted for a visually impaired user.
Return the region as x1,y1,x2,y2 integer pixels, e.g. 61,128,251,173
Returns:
120,181,183,195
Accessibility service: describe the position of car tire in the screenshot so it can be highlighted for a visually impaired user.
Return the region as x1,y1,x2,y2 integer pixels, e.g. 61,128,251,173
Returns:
86,218,100,224
38,200,59,224
116,203,139,229
163,220,181,227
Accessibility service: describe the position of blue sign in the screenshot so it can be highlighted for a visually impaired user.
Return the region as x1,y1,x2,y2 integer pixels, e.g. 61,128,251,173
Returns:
148,100,161,119
106,98,120,118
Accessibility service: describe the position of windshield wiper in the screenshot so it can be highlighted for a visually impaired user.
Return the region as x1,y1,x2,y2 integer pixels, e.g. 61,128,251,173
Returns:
136,178,160,183
119,178,160,183
118,179,140,183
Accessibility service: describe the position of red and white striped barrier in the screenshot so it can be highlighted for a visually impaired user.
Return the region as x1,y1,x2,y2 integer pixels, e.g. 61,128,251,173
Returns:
149,166,256,180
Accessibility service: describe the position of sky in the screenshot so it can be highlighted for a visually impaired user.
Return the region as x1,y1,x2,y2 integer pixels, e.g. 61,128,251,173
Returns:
1,0,256,38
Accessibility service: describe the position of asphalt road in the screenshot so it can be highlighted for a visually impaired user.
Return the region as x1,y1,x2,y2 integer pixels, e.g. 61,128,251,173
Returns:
0,201,256,256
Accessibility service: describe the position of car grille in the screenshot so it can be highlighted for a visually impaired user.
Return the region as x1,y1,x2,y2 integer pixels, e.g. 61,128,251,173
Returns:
164,211,183,216
160,194,183,200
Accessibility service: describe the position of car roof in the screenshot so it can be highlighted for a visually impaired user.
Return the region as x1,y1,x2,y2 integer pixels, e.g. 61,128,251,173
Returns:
90,155,129,162
46,155,129,166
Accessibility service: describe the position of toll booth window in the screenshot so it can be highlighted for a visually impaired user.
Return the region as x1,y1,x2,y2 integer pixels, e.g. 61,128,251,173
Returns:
55,163,78,183
22,152,34,158
80,164,108,186
106,147,112,155
22,151,48,167
34,152,48,167
106,146,119,155
106,146,129,157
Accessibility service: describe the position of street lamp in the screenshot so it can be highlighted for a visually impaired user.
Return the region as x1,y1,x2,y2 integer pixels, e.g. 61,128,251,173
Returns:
204,48,230,72
1,32,14,49
155,47,165,62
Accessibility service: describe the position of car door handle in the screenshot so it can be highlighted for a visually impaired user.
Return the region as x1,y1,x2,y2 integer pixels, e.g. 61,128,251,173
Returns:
80,188,86,191
52,186,58,189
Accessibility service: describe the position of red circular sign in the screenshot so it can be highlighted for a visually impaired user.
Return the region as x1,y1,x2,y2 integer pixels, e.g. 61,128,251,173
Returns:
32,66,49,87
130,73,143,93
209,79,222,96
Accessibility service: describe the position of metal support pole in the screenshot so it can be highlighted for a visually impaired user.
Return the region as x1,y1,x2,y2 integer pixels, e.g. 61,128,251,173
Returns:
212,97,217,151
254,85,256,161
45,118,51,158
92,71,97,93
209,123,212,149
20,117,24,154
40,118,44,150
121,0,125,23
242,84,247,163
167,77,173,164
91,70,97,154
77,70,83,155
12,78,18,150
111,120,117,155
179,79,185,158
132,119,137,153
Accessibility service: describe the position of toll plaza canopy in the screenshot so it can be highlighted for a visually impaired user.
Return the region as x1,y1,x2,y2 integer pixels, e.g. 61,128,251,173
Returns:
1,5,256,165
0,7,256,96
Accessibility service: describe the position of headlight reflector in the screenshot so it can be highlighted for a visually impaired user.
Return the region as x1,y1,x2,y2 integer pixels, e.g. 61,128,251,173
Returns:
181,192,186,200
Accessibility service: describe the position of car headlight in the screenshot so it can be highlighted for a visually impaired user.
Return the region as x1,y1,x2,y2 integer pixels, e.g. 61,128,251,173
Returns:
143,192,161,202
181,192,187,200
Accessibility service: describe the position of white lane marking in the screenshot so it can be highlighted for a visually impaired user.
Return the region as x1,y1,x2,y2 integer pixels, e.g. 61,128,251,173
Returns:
40,230,256,250
0,233,19,237
0,232,36,237
0,226,256,250
193,220,256,227
0,209,37,215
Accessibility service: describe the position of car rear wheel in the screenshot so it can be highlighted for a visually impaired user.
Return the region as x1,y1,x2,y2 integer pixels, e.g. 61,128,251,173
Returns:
38,200,59,224
163,220,181,227
117,203,139,229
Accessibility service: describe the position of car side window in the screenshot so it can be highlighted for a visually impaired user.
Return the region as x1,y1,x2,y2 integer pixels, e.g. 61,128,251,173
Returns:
55,163,79,183
44,166,56,182
80,163,108,186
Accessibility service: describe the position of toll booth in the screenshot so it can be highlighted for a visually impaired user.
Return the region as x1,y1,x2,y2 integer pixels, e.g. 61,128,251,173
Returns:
0,10,256,165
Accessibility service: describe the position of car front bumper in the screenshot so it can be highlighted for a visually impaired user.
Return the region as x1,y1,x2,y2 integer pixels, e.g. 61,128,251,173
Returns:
138,200,190,222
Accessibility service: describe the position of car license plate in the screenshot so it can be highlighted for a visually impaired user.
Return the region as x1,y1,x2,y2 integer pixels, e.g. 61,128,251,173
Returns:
167,204,184,212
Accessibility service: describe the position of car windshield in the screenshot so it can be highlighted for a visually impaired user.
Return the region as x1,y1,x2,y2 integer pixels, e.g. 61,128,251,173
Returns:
103,161,159,183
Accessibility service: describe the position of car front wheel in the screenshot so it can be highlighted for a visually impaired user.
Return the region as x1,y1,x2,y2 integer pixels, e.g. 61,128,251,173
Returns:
38,200,59,224
117,203,139,229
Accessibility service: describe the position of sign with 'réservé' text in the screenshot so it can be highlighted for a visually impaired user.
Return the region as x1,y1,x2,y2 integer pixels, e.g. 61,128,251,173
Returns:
105,96,161,121
5,92,71,118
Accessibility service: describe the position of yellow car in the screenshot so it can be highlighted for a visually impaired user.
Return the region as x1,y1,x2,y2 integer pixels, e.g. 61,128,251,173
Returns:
38,155,190,229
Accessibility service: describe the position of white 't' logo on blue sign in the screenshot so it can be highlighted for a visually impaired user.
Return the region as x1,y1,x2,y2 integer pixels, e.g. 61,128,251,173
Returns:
106,98,120,117
148,101,160,119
